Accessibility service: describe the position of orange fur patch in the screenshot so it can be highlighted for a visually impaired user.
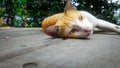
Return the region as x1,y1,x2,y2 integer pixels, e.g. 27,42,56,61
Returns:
42,13,63,30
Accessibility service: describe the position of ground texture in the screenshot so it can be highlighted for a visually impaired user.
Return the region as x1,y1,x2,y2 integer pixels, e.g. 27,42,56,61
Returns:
0,28,120,68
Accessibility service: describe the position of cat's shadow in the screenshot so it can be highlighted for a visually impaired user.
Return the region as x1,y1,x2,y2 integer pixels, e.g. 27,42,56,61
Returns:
46,37,90,40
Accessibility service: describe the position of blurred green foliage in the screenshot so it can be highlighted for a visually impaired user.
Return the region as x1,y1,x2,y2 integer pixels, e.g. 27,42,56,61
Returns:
0,0,120,27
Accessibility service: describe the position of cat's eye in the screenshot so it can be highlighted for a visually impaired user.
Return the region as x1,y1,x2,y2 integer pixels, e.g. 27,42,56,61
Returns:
79,16,83,21
70,25,81,33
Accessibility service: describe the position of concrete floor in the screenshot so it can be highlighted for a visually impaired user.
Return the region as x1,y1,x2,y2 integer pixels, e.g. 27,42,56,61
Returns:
0,28,120,68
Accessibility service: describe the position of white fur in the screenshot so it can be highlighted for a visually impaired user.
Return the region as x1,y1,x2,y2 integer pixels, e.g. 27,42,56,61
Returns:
67,11,120,38
80,11,120,33
69,16,93,38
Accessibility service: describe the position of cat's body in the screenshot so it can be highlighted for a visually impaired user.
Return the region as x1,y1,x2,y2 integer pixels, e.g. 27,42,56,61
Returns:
42,0,120,38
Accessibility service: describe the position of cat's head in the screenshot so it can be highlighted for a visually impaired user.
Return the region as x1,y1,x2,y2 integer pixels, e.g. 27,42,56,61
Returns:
45,0,93,38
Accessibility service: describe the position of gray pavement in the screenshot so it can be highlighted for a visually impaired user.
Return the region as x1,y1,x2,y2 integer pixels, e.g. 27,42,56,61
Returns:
0,28,120,68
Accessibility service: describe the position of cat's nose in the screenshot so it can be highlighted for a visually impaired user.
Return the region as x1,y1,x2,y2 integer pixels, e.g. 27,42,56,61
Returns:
84,29,91,33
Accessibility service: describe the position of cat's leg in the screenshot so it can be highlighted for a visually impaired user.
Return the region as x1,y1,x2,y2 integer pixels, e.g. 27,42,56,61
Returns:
96,19,120,34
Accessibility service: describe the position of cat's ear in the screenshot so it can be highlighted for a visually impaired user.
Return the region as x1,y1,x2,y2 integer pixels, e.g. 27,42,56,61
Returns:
45,25,59,38
64,0,76,14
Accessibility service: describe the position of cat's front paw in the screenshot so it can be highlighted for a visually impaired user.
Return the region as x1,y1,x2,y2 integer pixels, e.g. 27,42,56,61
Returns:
116,25,120,29
115,25,120,34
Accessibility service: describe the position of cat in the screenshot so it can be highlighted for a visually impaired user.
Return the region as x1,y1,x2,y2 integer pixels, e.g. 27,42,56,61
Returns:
42,0,120,38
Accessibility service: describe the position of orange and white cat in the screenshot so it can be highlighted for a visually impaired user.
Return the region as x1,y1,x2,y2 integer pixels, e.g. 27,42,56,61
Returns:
42,0,120,38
